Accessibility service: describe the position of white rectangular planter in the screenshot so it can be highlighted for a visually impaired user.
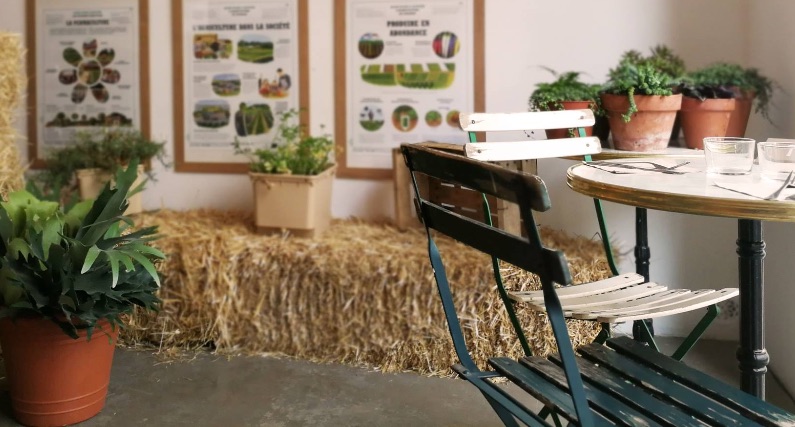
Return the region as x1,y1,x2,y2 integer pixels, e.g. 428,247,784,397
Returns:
249,165,336,238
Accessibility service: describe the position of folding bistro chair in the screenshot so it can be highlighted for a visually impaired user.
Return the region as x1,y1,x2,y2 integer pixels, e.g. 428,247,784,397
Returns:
459,109,736,359
401,141,794,426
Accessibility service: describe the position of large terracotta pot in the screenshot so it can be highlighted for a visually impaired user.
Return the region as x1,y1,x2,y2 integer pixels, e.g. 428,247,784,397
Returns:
601,93,682,151
544,101,595,140
725,89,755,137
680,97,736,149
0,317,118,427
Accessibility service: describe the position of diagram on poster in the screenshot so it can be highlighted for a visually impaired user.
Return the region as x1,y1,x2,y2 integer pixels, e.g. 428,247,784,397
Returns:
342,0,476,174
179,0,300,166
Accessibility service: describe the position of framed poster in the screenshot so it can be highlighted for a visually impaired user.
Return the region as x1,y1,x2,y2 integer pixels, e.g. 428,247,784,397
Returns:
26,0,149,168
334,0,484,179
173,0,309,173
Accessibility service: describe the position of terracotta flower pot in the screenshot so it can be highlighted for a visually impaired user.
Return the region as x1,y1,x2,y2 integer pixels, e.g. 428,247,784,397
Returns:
544,101,595,140
0,317,118,427
680,97,736,149
601,93,682,151
76,164,145,214
725,89,755,137
250,164,336,238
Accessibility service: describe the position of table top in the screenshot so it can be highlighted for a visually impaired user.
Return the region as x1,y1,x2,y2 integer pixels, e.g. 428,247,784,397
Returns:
563,146,704,161
567,157,795,222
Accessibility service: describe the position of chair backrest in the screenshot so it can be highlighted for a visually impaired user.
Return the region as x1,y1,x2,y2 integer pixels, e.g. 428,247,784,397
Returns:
459,110,601,161
401,141,591,422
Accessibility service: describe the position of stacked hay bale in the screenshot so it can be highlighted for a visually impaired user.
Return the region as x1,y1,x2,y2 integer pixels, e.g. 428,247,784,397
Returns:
124,210,611,377
0,33,26,197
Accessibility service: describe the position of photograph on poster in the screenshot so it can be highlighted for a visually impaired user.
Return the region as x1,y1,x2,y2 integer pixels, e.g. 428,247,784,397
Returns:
28,0,146,165
173,0,307,173
335,0,483,179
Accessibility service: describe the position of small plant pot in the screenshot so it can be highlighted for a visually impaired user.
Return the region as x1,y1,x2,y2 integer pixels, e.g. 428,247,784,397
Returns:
0,317,118,427
725,89,755,137
680,97,736,149
601,93,682,151
250,164,336,238
76,165,145,214
544,101,595,140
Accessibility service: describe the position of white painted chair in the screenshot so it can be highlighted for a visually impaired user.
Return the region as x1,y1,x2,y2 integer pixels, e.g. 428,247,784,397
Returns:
459,109,739,358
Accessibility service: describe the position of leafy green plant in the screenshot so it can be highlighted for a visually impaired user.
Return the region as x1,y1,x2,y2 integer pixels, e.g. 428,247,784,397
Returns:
611,44,686,82
683,63,775,120
0,160,164,338
233,109,334,175
528,70,604,116
36,128,167,195
602,62,674,122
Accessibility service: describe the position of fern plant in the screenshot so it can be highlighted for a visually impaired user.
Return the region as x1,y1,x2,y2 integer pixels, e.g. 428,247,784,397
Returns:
529,70,604,116
0,161,163,338
685,63,775,121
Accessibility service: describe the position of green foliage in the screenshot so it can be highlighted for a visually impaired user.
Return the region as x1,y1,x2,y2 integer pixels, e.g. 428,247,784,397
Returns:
528,70,604,116
685,63,775,120
611,44,686,82
0,160,164,339
36,128,167,195
602,63,674,122
233,109,334,175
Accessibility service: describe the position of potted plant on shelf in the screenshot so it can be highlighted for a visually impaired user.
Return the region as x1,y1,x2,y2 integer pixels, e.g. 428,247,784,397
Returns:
600,62,683,151
684,62,775,137
0,160,164,426
36,128,166,214
234,109,335,238
528,69,604,139
677,72,737,149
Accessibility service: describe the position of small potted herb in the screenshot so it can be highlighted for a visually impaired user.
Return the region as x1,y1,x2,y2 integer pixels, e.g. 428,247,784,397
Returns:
37,128,166,214
600,62,682,151
233,109,335,238
684,62,775,137
528,70,603,139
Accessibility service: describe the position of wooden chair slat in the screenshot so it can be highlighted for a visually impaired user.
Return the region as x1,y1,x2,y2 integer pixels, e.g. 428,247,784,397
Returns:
460,110,595,132
571,345,751,427
516,357,663,426
566,289,691,319
488,358,614,427
597,289,738,323
526,282,668,310
509,273,645,302
544,352,710,427
465,137,601,162
607,336,795,427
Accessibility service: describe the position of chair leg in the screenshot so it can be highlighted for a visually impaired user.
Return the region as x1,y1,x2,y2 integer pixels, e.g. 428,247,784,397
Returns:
481,392,522,427
670,304,720,361
594,323,611,345
637,320,661,353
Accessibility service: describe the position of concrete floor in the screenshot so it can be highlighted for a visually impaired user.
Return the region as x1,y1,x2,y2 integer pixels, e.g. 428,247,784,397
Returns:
0,337,792,426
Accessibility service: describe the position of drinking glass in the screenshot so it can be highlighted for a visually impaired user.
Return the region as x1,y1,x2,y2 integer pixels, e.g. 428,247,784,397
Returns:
758,141,795,180
703,137,755,175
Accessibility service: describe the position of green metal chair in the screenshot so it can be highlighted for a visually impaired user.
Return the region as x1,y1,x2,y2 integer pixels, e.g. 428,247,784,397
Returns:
460,109,735,360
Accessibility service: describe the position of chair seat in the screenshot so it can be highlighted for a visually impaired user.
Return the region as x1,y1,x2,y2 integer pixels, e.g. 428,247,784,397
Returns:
489,336,795,427
509,273,739,323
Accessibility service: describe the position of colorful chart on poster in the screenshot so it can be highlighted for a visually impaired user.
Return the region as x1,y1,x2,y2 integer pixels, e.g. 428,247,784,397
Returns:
179,0,301,166
342,0,476,174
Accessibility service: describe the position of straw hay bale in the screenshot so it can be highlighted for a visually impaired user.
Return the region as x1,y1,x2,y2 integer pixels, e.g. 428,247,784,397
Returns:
0,33,26,197
122,210,611,376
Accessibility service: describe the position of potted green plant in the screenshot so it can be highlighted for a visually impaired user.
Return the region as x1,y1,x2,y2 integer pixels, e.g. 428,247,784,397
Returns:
684,62,775,137
600,62,682,151
234,109,335,238
0,161,163,426
37,128,166,214
528,69,603,139
677,72,737,149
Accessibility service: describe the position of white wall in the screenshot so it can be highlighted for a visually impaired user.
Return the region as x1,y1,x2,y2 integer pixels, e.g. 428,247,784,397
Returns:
5,0,795,391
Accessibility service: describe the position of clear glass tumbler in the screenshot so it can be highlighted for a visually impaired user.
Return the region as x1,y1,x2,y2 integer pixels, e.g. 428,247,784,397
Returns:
703,137,756,175
758,141,795,180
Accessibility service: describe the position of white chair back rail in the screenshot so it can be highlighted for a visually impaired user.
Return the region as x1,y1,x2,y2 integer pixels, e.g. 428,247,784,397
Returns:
465,137,600,161
459,109,595,132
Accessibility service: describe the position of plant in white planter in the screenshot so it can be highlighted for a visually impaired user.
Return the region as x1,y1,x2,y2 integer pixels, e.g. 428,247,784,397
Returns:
0,161,163,426
234,109,335,238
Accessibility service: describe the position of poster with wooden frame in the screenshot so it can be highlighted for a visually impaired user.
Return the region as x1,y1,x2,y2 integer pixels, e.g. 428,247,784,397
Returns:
334,0,484,180
172,0,309,174
26,0,150,169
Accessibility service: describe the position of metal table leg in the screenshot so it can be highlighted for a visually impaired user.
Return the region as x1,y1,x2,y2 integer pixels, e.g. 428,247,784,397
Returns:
633,207,654,339
736,219,768,398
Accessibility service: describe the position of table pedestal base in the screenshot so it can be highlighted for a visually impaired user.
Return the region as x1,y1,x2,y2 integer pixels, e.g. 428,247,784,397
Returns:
737,219,769,398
